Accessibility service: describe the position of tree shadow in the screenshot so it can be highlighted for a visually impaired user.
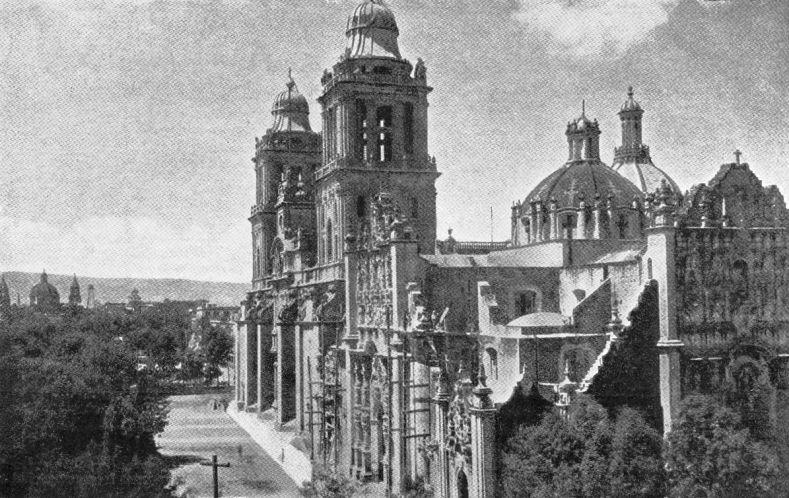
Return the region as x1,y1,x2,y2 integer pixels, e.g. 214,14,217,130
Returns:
162,454,203,469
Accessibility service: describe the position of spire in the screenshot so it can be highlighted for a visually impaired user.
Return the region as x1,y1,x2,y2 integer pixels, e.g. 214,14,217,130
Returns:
0,274,11,313
40,270,48,283
69,274,81,306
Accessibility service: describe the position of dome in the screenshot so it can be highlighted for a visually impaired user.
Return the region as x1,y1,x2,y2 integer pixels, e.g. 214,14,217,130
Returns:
524,160,643,209
613,158,681,197
29,271,60,308
345,0,401,59
620,86,642,113
270,71,311,133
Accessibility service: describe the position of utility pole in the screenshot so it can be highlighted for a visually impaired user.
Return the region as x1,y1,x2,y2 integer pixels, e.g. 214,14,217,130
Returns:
200,454,231,498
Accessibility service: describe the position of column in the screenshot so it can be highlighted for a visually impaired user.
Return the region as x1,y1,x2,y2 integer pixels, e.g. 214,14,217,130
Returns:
534,202,543,243
409,358,430,479
234,321,242,405
295,324,303,432
647,219,683,435
246,324,258,408
390,349,404,493
469,376,497,497
431,370,450,498
367,103,378,163
340,349,354,470
256,323,264,414
576,202,587,240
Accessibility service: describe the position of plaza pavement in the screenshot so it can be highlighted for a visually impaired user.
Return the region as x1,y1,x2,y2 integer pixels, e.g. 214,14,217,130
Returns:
158,393,300,497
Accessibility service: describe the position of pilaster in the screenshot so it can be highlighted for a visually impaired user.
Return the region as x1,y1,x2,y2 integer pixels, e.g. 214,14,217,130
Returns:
469,378,497,498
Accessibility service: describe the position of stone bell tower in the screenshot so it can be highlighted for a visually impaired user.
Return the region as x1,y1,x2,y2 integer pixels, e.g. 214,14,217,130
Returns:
250,71,321,289
315,0,439,265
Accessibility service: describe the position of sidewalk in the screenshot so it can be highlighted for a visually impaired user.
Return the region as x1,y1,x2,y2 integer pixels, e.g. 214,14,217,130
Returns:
227,404,313,488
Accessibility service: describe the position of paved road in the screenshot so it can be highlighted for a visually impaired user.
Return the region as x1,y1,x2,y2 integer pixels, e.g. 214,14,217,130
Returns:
158,393,300,497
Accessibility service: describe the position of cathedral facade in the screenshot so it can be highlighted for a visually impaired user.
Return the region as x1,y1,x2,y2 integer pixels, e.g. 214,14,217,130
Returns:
234,1,789,496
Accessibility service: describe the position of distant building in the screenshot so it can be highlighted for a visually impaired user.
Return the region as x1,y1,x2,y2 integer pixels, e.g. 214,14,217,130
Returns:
29,271,60,311
68,274,81,306
85,284,96,309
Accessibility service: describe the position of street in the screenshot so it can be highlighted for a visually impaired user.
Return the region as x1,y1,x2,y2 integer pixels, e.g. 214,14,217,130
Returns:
158,393,300,497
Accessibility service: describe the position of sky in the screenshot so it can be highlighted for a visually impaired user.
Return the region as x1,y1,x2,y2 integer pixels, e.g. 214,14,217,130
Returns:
0,0,786,282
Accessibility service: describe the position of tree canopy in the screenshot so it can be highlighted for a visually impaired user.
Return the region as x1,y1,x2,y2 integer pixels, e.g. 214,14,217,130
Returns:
0,306,174,496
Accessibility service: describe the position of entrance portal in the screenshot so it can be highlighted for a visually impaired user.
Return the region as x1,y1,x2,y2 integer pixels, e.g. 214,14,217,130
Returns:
457,469,469,498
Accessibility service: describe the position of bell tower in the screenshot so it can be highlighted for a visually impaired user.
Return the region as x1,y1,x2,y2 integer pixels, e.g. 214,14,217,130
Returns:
250,71,321,289
315,0,439,264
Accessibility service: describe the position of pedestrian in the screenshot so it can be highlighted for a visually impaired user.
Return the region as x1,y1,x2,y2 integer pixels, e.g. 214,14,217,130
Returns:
280,448,285,462
237,444,243,459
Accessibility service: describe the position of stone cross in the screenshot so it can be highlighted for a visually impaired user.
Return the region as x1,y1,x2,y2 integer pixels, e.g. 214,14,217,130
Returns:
200,454,231,498
734,149,742,165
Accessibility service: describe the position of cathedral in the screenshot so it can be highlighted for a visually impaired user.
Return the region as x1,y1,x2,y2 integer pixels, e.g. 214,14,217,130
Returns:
233,1,789,496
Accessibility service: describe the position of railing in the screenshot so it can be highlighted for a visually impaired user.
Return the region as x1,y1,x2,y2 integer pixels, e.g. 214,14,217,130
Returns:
315,157,436,181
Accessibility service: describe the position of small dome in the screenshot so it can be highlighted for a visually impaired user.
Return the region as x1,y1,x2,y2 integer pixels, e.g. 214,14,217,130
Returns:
270,71,311,133
620,86,642,113
348,0,398,34
345,1,401,59
524,160,643,209
30,271,60,308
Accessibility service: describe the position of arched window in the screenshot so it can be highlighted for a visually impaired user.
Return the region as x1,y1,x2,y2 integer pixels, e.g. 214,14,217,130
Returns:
356,100,368,161
403,102,414,154
356,196,367,219
377,106,393,162
561,213,576,239
616,214,628,239
326,220,334,261
516,290,537,316
485,348,498,380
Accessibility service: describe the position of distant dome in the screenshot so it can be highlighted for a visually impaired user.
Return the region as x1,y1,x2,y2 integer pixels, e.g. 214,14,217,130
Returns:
524,160,643,209
345,0,401,59
29,271,60,309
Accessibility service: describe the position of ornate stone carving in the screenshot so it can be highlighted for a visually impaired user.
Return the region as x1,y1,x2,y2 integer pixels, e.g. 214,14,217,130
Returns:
278,290,299,325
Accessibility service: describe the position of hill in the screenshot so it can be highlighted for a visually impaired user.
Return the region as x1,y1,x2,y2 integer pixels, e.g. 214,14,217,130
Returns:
2,271,250,306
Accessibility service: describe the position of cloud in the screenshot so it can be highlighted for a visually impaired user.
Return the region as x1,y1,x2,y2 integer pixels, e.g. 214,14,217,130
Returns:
514,0,681,58
0,215,249,282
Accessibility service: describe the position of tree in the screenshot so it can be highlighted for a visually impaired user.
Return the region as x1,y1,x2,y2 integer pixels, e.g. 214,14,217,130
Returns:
608,408,665,498
0,307,170,496
499,395,664,498
499,411,586,497
665,395,780,497
200,324,233,384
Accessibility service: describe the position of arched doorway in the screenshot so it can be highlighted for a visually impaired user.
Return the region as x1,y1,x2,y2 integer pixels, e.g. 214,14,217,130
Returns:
457,469,469,498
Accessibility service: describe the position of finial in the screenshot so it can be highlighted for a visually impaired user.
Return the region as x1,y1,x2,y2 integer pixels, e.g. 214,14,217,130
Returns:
734,149,742,165
286,67,295,91
627,86,634,98
448,228,453,236
581,99,586,117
